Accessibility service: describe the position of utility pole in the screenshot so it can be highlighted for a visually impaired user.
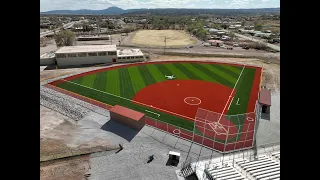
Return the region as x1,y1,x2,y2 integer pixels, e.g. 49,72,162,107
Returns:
164,36,167,55
111,35,112,45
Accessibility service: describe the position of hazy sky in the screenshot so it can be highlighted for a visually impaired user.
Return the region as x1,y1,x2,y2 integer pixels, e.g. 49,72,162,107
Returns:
40,0,280,12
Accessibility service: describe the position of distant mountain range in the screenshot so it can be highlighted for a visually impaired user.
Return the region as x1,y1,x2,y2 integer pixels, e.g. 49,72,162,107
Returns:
41,6,280,15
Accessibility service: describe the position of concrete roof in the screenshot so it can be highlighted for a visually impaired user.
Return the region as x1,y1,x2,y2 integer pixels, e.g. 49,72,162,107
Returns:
117,49,144,57
40,52,55,58
55,45,117,54
259,89,271,106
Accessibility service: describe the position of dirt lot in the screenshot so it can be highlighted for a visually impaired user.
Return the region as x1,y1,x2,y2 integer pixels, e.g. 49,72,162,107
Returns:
131,30,197,47
40,155,90,180
40,104,119,179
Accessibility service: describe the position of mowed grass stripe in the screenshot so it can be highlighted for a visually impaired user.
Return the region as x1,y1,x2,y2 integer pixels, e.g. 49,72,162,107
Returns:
155,64,175,77
202,64,237,85
217,64,242,76
191,63,231,86
127,66,146,93
197,64,234,88
226,68,255,139
137,65,157,85
106,70,120,96
210,64,239,79
162,64,189,79
79,74,97,88
227,68,256,116
93,72,108,91
156,64,189,79
145,64,166,82
118,68,135,98
172,63,201,80
181,63,218,83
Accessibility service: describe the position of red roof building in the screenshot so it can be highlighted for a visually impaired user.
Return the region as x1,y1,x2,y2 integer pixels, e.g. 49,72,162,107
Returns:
259,89,271,106
259,89,271,114
109,105,146,130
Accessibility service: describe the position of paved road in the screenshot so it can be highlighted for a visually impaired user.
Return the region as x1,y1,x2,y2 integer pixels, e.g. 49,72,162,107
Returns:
40,22,76,37
234,33,280,52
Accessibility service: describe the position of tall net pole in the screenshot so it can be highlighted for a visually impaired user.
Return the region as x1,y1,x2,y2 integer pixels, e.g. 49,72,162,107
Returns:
223,118,231,152
198,110,209,161
186,111,197,162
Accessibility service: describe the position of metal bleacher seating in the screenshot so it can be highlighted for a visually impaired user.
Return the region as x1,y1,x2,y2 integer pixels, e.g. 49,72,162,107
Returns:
201,152,280,180
234,154,280,180
206,163,246,180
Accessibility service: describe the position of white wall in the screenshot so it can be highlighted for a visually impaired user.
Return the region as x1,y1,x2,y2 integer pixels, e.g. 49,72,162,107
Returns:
56,55,117,66
117,57,145,63
40,57,55,66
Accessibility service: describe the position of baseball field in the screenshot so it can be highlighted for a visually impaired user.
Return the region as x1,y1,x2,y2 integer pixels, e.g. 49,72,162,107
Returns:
49,61,261,151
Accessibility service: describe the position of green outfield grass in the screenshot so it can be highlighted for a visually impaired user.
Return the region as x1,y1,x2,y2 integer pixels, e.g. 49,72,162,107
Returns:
55,62,256,141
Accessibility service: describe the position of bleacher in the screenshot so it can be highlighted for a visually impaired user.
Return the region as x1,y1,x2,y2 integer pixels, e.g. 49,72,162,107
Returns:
234,154,280,180
271,151,280,162
206,163,246,180
200,151,280,180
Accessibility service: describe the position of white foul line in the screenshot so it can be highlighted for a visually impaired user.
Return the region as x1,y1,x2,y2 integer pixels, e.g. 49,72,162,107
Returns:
227,97,234,110
145,110,160,117
217,65,246,123
59,79,193,120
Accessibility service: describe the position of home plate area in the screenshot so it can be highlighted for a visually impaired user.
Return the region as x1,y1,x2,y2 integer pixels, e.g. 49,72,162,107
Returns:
194,108,239,141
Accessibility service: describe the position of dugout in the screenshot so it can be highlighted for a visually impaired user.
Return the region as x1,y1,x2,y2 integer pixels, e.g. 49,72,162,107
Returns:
259,88,271,114
109,105,146,130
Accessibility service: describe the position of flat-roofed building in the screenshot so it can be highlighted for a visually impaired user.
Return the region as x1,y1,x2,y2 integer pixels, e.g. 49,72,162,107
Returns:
55,45,117,66
117,49,145,62
40,52,56,66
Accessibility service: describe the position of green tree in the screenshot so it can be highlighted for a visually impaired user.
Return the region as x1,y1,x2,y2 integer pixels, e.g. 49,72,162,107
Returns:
54,30,76,47
213,24,221,29
221,24,228,29
254,23,263,31
196,29,207,41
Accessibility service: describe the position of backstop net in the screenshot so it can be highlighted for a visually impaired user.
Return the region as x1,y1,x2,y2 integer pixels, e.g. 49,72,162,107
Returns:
193,106,258,153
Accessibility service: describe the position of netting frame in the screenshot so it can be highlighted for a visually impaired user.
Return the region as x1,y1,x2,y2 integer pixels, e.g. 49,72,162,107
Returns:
193,100,261,153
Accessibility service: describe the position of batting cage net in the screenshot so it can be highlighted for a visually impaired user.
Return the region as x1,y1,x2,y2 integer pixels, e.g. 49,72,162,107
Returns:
193,105,259,153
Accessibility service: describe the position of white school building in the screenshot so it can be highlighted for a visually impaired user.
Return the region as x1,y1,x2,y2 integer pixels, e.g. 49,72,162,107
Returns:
41,45,145,67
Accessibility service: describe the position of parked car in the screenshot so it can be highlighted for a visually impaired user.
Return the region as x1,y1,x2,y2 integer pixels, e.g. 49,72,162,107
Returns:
242,46,249,50
233,44,239,47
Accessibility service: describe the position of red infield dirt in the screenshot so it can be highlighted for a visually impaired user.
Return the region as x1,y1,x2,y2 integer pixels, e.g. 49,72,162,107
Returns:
132,79,237,139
